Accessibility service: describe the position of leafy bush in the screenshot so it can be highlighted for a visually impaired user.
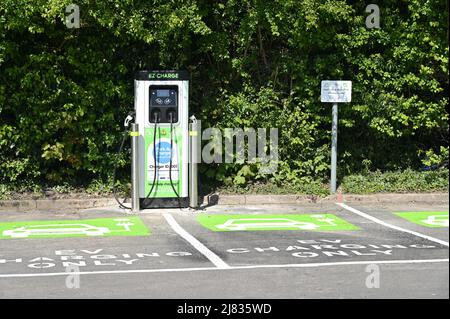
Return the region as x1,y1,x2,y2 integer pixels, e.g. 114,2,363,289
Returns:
0,0,448,190
341,168,449,194
0,184,10,200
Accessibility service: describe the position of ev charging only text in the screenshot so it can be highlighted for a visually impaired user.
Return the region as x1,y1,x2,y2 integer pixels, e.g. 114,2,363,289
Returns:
225,239,439,258
0,240,441,271
0,249,193,269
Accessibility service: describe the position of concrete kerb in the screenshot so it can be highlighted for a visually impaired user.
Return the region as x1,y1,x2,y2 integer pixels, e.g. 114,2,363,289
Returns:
244,194,334,205
0,199,37,211
342,193,449,204
0,193,448,212
0,198,117,212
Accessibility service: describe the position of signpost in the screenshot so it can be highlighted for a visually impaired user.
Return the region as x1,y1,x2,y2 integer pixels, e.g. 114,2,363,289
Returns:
321,80,352,193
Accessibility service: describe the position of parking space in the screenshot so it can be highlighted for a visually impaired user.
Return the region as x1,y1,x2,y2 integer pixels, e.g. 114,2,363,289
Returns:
170,204,448,268
0,202,448,298
0,212,211,275
343,203,449,243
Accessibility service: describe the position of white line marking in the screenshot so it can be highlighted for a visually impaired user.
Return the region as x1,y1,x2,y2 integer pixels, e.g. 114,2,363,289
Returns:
238,258,449,269
0,259,447,278
336,202,449,247
163,213,230,269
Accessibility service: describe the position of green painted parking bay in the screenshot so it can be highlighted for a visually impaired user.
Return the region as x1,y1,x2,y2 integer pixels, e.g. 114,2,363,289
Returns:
394,211,449,228
0,217,150,239
197,214,359,232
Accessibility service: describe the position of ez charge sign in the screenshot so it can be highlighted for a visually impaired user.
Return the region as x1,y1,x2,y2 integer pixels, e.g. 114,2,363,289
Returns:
149,72,179,79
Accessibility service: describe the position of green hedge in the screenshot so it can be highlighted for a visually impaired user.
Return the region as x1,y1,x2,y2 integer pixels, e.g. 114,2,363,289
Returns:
0,0,448,188
341,168,449,194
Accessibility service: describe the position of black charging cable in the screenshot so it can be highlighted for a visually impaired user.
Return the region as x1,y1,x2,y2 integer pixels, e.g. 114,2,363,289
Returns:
169,113,182,209
145,112,159,201
113,111,160,209
112,112,135,210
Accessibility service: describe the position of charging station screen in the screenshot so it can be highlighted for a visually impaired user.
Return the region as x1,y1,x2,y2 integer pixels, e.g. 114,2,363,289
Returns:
156,89,170,97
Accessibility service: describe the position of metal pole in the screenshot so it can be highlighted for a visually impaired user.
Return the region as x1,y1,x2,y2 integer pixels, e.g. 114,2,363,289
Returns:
131,123,140,213
189,116,199,208
330,103,338,193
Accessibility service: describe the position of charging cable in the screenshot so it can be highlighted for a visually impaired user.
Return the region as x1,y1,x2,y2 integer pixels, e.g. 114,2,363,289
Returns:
112,111,135,210
145,112,159,201
169,113,182,208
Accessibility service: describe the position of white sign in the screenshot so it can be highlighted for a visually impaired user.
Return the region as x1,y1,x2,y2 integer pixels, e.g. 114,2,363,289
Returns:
321,80,352,103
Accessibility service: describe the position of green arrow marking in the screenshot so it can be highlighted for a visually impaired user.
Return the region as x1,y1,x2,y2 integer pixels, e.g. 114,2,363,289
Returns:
394,211,449,228
0,217,150,239
197,214,359,232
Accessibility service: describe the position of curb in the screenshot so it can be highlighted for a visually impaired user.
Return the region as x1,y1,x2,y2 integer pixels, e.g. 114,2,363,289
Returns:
207,193,449,205
0,198,117,212
341,193,449,204
0,193,448,212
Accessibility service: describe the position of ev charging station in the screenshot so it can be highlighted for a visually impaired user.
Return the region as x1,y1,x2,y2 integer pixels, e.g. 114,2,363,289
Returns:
132,70,196,210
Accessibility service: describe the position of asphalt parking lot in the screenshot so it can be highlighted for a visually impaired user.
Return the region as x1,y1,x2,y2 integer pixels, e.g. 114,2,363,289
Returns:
0,201,448,299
